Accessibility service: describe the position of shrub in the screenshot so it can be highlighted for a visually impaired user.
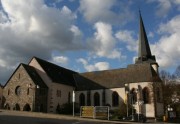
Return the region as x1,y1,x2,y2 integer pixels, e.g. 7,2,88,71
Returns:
56,103,79,115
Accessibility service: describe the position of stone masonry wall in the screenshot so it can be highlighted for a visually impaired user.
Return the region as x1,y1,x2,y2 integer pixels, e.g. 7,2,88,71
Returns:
3,65,47,112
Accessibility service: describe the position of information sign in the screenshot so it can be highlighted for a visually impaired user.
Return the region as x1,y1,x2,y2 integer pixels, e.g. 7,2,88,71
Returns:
95,106,109,120
80,106,94,118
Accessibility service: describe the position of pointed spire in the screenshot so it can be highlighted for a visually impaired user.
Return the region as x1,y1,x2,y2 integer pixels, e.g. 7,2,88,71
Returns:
138,11,152,58
135,11,156,64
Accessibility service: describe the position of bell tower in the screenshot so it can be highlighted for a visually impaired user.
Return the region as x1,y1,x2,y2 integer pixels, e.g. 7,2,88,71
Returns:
135,12,159,73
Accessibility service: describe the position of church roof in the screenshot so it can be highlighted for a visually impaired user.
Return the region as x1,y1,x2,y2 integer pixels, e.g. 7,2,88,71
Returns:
74,63,161,91
0,83,3,88
138,12,152,58
34,57,77,87
22,64,48,88
4,63,47,88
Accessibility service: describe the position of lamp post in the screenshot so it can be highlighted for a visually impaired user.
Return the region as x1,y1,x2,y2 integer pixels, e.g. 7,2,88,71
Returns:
135,88,144,122
167,105,173,120
125,83,129,117
72,90,75,117
134,88,140,122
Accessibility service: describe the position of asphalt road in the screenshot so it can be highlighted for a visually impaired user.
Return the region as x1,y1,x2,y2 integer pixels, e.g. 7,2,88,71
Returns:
0,110,121,124
0,110,178,124
0,115,109,124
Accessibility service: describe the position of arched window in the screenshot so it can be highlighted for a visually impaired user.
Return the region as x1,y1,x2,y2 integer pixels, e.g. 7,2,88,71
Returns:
87,91,91,106
27,88,29,95
79,93,85,106
15,86,21,96
8,89,10,95
14,103,20,111
130,88,137,104
4,103,10,110
112,91,119,107
23,104,31,111
143,87,149,104
94,92,100,106
156,87,161,102
68,92,71,104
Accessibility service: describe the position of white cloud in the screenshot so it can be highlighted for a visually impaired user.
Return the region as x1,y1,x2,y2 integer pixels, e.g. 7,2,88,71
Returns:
151,15,180,68
79,0,133,24
148,0,180,17
94,62,109,71
77,58,109,72
88,22,122,59
148,31,154,38
52,56,69,65
115,30,138,52
147,0,171,17
0,0,83,83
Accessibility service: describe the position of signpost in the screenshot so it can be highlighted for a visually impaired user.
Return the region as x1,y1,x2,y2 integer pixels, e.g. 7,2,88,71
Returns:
80,106,109,120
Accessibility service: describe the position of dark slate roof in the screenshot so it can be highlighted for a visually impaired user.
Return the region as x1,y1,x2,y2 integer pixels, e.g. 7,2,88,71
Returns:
4,63,47,88
0,83,3,88
74,63,162,91
135,12,156,64
34,57,77,87
22,64,48,88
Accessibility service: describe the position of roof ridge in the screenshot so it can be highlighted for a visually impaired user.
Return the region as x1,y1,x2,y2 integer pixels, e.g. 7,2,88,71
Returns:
34,56,77,73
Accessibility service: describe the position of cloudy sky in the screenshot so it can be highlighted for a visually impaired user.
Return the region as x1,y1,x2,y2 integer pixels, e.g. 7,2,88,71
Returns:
0,0,180,84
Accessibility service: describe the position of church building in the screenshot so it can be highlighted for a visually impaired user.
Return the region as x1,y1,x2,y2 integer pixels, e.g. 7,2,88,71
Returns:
2,13,164,118
0,84,3,108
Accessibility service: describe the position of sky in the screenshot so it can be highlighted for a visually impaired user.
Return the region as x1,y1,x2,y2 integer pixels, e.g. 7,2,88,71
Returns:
0,0,180,85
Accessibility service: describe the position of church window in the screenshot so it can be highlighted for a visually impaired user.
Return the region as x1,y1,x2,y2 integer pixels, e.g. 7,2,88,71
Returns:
8,89,10,95
79,93,85,106
130,88,137,104
68,92,71,104
56,90,61,97
142,87,149,104
87,91,91,106
112,91,119,107
102,89,106,106
15,86,21,96
5,103,10,110
27,88,29,95
156,87,161,102
94,92,100,106
18,73,20,79
14,103,20,110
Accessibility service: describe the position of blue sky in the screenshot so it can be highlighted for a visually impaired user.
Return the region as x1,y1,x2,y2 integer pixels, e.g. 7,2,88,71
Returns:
0,0,180,84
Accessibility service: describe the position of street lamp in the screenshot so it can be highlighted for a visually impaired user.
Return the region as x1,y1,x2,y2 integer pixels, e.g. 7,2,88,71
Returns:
72,90,75,117
125,83,129,117
135,88,144,122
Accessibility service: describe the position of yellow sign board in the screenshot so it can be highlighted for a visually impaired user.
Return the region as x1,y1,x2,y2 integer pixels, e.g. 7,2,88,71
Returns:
80,106,94,118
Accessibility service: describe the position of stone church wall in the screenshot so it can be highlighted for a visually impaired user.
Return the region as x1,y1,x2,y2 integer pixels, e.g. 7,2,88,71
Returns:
48,82,74,113
3,65,47,112
0,86,3,108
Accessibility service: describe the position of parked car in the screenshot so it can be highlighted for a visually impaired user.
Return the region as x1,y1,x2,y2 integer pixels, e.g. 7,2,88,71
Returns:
122,114,147,123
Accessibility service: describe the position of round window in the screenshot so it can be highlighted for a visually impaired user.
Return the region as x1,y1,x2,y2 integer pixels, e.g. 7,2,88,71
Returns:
15,86,21,96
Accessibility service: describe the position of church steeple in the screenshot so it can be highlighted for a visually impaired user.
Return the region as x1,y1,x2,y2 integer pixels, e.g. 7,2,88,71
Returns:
135,11,156,64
